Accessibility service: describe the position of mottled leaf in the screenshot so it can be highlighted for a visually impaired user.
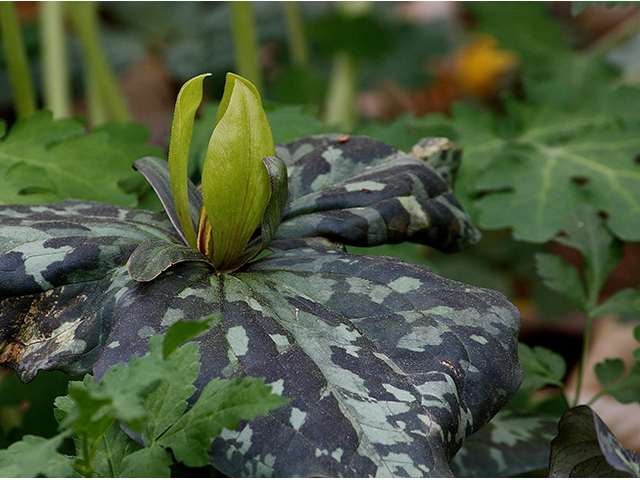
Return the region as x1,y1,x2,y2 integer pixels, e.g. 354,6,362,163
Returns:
275,134,481,252
133,156,203,247
549,405,640,477
0,135,520,477
127,238,210,282
1,223,519,477
450,409,559,477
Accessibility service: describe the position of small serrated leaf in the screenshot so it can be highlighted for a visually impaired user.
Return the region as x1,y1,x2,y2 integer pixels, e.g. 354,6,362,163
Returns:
158,376,290,468
535,253,587,311
518,343,567,390
593,288,640,317
162,315,221,359
595,358,626,389
556,204,623,302
120,443,173,477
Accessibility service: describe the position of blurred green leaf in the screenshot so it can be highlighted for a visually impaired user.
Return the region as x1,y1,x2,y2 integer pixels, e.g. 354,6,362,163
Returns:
120,443,173,477
595,358,626,388
162,315,220,359
555,204,623,304
0,433,74,478
595,361,640,404
0,111,163,207
535,253,587,311
594,289,640,317
308,11,393,60
518,343,567,391
91,421,142,478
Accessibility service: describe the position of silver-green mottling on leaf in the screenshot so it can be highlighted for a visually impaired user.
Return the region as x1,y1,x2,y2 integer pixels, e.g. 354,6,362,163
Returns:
0,135,520,477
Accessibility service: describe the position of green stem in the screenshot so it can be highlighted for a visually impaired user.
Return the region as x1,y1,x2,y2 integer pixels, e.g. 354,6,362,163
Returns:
39,2,71,118
0,1,37,117
323,51,358,132
84,49,108,126
572,312,594,408
230,1,264,96
66,1,131,124
282,2,309,68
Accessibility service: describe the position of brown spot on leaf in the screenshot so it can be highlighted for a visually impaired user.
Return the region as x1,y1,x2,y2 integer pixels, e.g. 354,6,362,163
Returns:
571,176,589,187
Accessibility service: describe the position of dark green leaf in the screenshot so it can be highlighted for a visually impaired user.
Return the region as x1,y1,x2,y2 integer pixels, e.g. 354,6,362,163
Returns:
91,421,142,478
265,104,324,144
158,376,290,468
127,238,211,282
518,343,567,390
535,253,587,311
162,316,221,359
308,11,393,60
120,443,173,477
133,156,203,246
0,433,74,477
597,362,640,404
450,409,559,477
549,405,640,477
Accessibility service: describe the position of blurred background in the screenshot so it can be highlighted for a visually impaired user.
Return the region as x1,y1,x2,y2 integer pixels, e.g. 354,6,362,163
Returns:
2,1,640,472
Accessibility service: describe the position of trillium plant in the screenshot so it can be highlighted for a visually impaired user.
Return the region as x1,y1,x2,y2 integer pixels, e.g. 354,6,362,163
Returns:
128,73,288,279
0,73,523,476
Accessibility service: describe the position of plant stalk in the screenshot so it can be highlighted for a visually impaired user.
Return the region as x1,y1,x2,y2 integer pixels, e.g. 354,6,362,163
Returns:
283,2,309,68
572,312,594,408
40,1,72,118
66,1,131,124
230,1,264,96
0,1,37,117
323,51,358,132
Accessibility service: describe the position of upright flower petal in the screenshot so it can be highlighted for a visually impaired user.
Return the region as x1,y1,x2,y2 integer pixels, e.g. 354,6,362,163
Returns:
200,73,274,271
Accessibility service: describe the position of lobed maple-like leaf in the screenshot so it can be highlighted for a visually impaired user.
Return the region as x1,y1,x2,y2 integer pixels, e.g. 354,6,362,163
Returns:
0,110,163,207
0,135,521,477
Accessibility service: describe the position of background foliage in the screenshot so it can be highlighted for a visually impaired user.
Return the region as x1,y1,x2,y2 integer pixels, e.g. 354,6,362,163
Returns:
2,1,640,477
